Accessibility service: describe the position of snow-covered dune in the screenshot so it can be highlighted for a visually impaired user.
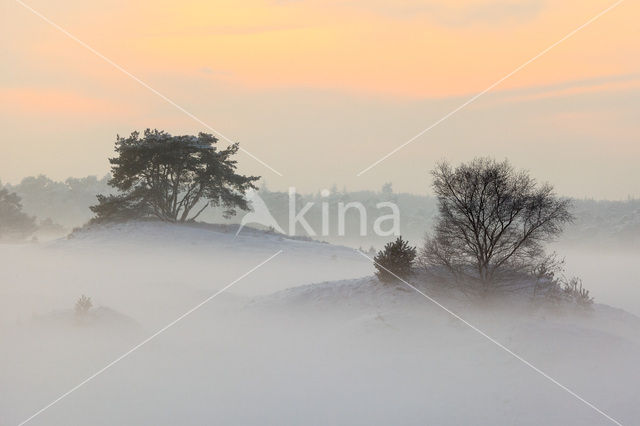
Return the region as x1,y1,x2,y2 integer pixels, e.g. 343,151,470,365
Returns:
250,277,640,425
1,222,638,425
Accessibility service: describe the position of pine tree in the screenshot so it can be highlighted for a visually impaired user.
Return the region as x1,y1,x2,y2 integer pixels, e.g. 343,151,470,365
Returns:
0,185,37,240
374,236,416,283
90,129,259,223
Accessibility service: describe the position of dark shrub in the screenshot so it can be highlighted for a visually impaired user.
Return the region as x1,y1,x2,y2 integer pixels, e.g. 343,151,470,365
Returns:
374,236,416,283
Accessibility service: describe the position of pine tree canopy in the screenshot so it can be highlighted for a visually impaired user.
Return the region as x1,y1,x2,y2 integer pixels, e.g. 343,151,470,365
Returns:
0,185,37,239
91,129,260,223
374,236,417,283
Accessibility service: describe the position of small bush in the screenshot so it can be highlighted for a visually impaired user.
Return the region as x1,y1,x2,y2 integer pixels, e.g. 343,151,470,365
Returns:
562,277,593,307
374,236,416,283
530,254,593,308
75,295,93,317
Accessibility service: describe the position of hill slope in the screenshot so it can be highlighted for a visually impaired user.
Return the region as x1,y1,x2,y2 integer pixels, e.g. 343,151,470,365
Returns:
1,222,638,425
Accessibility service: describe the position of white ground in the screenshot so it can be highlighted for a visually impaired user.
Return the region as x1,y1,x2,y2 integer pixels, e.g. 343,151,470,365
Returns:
0,222,638,425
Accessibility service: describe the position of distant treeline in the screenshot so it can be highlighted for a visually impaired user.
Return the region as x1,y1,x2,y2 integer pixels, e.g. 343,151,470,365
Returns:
4,175,639,249
4,175,113,229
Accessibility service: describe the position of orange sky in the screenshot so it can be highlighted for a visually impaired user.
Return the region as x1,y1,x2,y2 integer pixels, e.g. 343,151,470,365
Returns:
1,0,639,198
8,0,639,97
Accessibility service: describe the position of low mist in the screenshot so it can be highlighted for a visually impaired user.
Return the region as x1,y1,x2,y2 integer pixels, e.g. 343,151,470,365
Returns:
1,223,638,425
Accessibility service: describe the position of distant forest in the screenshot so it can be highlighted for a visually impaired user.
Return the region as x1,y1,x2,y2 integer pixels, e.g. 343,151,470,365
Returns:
4,175,640,249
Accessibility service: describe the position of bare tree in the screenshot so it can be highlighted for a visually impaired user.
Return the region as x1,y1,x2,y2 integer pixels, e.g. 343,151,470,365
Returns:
420,158,573,296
